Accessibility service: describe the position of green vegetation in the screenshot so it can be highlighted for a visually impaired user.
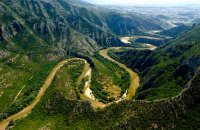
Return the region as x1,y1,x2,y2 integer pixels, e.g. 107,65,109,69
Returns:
176,104,200,130
54,60,85,99
136,81,182,101
11,70,200,130
78,76,89,94
1,0,200,129
11,59,93,130
0,52,56,121
159,25,191,38
109,25,200,101
2,24,200,130
134,37,164,46
90,52,130,103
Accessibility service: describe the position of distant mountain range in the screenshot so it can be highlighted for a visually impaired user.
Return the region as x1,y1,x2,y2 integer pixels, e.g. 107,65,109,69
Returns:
0,0,163,61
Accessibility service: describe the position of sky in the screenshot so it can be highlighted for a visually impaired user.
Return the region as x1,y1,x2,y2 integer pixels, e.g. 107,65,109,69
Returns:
83,0,200,6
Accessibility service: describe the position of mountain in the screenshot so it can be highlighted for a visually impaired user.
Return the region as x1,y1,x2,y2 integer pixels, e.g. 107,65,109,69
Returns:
0,0,106,59
103,12,163,36
158,25,191,37
1,0,200,129
6,25,200,129
0,0,164,60
110,24,200,101
0,0,163,124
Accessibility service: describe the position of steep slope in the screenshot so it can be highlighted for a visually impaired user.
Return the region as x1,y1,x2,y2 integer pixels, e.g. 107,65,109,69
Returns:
159,25,191,37
0,0,100,57
0,0,164,57
104,12,163,36
110,25,200,100
1,25,200,130
2,0,199,129
0,0,163,124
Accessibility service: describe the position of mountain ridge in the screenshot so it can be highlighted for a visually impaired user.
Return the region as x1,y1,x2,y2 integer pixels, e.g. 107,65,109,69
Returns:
0,0,163,61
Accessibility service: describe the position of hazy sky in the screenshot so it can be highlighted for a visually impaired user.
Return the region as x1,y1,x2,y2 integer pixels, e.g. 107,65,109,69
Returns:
83,0,200,6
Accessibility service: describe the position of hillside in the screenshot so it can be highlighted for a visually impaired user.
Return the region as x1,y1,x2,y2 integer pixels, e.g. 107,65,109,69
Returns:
103,12,163,36
0,25,198,130
110,25,200,101
159,25,191,37
0,0,163,58
6,48,200,130
0,0,200,130
0,0,163,127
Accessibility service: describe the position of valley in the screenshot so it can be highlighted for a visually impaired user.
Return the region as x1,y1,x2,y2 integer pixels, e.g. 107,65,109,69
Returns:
0,0,200,129
0,46,141,129
99,48,140,100
120,36,158,50
76,47,142,108
0,42,158,129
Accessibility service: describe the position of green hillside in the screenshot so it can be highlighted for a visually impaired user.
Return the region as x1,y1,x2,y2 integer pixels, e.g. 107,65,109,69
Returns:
6,24,200,130
110,25,200,100
0,0,163,57
0,0,200,130
159,25,191,37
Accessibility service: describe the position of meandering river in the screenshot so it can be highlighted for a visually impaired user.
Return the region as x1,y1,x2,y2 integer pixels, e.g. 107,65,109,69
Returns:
0,47,146,129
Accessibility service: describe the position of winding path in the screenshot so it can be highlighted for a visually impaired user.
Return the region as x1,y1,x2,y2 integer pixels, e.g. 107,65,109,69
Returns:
99,48,140,100
79,64,106,108
0,58,86,130
79,47,140,109
0,47,142,129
